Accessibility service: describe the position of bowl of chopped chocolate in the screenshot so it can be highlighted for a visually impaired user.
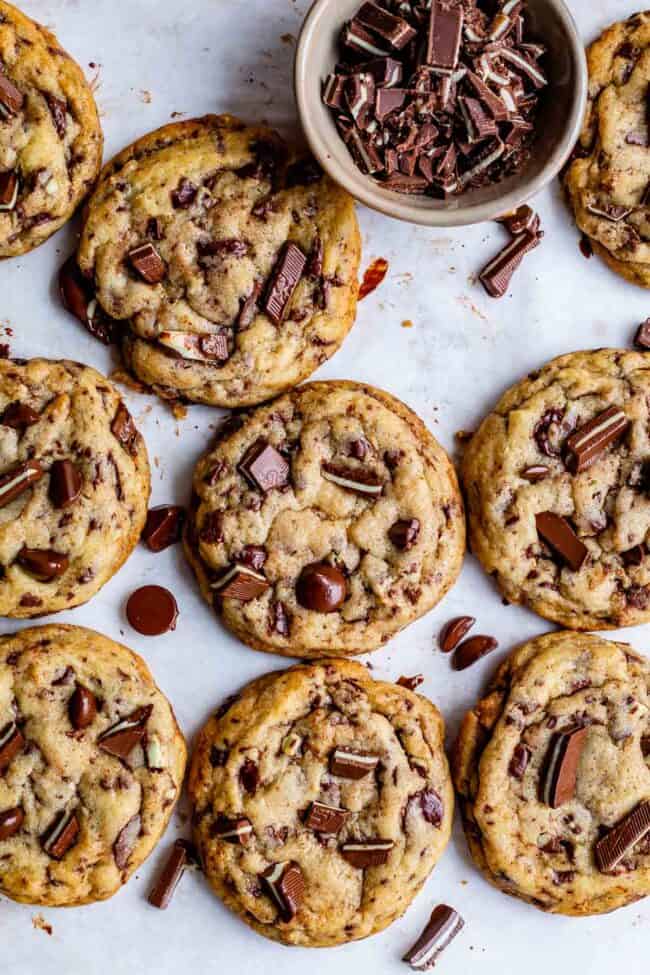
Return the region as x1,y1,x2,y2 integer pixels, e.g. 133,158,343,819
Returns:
295,0,587,226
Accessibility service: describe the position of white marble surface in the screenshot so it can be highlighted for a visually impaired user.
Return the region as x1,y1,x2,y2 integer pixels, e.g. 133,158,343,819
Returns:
4,0,650,971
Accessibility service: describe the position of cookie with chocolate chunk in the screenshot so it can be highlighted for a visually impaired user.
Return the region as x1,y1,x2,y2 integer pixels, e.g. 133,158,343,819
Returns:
564,13,650,287
462,349,650,630
453,631,650,916
0,358,149,617
184,380,465,658
189,658,453,946
72,114,361,408
0,624,186,906
0,0,102,257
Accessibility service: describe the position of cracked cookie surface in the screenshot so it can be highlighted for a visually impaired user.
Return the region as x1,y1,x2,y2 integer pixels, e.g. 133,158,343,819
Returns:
453,631,650,916
0,0,102,257
184,380,465,658
75,114,361,407
189,658,453,946
462,349,650,630
564,12,650,288
0,624,187,906
0,358,149,618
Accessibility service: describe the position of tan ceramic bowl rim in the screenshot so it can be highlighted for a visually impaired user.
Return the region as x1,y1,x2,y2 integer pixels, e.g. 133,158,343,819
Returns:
294,0,588,227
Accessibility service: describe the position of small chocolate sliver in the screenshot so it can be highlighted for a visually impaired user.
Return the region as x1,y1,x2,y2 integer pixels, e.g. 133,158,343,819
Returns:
634,319,650,350
304,801,347,835
148,839,192,909
0,460,43,508
0,722,25,774
564,406,629,474
330,747,379,780
264,242,306,325
596,801,650,874
296,562,347,613
403,904,464,971
0,806,24,840
212,564,270,602
213,814,253,845
341,838,394,868
439,616,475,653
142,505,185,552
114,813,141,870
261,861,305,922
49,459,82,509
397,674,424,691
42,810,80,860
69,685,97,731
17,547,69,582
1,402,39,430
541,726,588,808
126,585,179,636
98,705,153,759
536,512,588,571
129,243,166,285
238,439,290,493
452,634,498,671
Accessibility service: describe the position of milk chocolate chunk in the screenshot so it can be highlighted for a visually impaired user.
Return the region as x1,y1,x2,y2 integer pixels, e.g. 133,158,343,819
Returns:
341,838,394,867
564,406,629,474
111,403,138,454
330,747,379,779
427,2,463,70
595,801,650,873
42,810,80,860
129,243,166,284
17,547,69,582
321,460,383,496
355,1,416,50
212,564,270,602
0,170,18,210
635,318,650,349
541,726,588,808
403,904,464,971
143,505,185,552
239,439,289,493
261,861,305,921
264,242,306,325
305,801,348,834
1,402,38,429
148,839,192,909
479,229,541,298
439,616,475,653
0,806,24,840
126,585,179,635
0,722,24,774
49,459,82,509
453,634,498,671
535,512,588,571
0,460,43,507
0,74,23,115
214,814,253,845
98,705,153,759
296,562,346,613
69,685,97,730
389,518,420,550
114,814,141,869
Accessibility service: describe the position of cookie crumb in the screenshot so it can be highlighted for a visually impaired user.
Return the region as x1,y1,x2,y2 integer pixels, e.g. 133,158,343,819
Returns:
32,914,52,936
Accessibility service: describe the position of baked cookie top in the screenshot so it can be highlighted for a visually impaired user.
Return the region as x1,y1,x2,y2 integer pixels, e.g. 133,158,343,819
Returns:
185,380,465,658
0,358,149,618
0,0,102,257
453,631,650,916
564,12,650,287
75,115,361,408
189,658,453,947
0,624,187,907
462,349,650,630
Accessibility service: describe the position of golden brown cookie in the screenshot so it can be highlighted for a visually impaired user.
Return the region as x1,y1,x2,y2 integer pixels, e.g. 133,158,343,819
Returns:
189,658,453,946
453,631,650,916
185,380,465,658
71,114,361,408
0,0,102,257
564,12,650,287
0,624,187,907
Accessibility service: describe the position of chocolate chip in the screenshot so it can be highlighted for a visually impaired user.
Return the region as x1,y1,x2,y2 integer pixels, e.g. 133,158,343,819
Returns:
509,743,531,780
239,758,259,795
389,518,420,550
69,685,97,730
403,904,465,970
1,402,39,430
114,814,141,870
439,616,475,653
17,547,69,582
261,861,304,921
296,562,346,613
49,459,82,509
595,801,650,873
42,810,80,860
0,806,24,840
0,722,24,774
98,705,153,759
238,439,289,493
0,460,43,507
263,243,306,325
452,634,498,671
540,726,588,808
171,177,197,209
341,838,394,867
126,585,179,635
304,801,347,834
535,512,588,571
148,839,194,909
419,788,444,827
129,243,166,284
142,505,185,552
45,94,67,138
329,747,379,779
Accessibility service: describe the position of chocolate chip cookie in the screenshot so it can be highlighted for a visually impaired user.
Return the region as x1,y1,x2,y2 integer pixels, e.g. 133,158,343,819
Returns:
564,12,650,288
189,658,453,946
0,0,102,257
0,624,187,906
185,380,465,658
453,630,650,916
0,358,150,618
462,349,650,630
72,114,361,407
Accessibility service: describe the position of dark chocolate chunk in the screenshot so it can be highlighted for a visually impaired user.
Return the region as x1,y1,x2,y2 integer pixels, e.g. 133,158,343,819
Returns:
509,743,531,780
342,20,390,59
17,547,69,582
453,634,498,671
45,94,67,138
239,758,259,795
157,330,229,363
305,801,347,834
521,464,550,483
356,2,416,50
0,722,24,774
439,616,475,653
69,685,97,731
0,170,18,210
403,904,464,970
238,545,267,572
49,459,82,509
1,402,39,430
98,705,153,759
111,403,138,454
238,439,289,492
0,460,43,507
427,2,463,70
375,87,408,121
397,674,424,691
296,562,346,613
564,406,629,474
213,814,253,845
535,512,588,571
341,838,394,867
321,460,383,496
261,861,305,921
237,279,263,330
499,205,539,235
148,839,193,909
634,318,650,349
389,518,420,550
479,229,541,298
171,178,198,209
114,814,141,870
212,564,270,602
59,257,120,345
0,74,23,115
0,806,24,840
419,789,444,827
142,505,185,552
129,243,166,284
622,544,645,567
264,243,306,325
595,801,650,873
42,810,80,860
357,56,403,86
541,726,588,808
126,585,179,636
330,747,379,780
